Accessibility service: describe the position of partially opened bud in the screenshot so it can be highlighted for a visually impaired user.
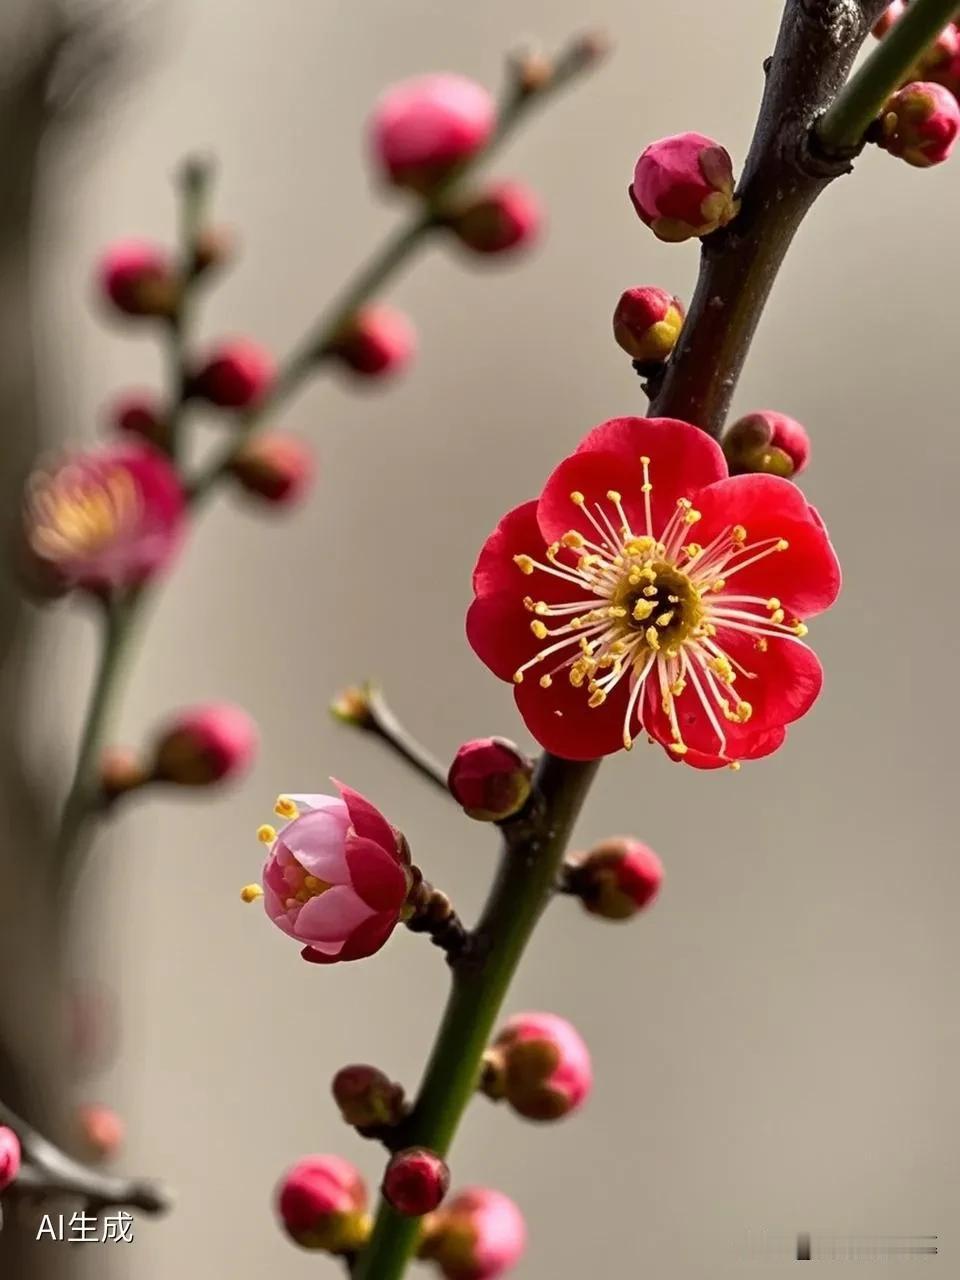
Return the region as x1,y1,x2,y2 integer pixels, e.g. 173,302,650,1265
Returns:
331,1064,406,1130
191,338,275,408
276,1155,369,1252
152,703,257,786
228,433,314,506
76,1104,125,1162
567,836,663,920
330,306,416,379
0,1126,21,1192
447,738,533,822
877,81,960,167
420,1187,526,1280
612,286,685,362
722,410,811,478
370,74,496,193
630,133,739,242
483,1012,592,1122
382,1148,449,1217
447,183,542,256
97,240,178,318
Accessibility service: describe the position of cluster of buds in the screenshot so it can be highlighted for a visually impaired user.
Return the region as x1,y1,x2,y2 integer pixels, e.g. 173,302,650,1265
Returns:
447,738,533,822
419,1187,526,1279
630,133,739,242
564,837,663,920
721,410,811,478
871,5,960,161
481,1013,592,1122
276,1155,370,1253
0,1125,21,1193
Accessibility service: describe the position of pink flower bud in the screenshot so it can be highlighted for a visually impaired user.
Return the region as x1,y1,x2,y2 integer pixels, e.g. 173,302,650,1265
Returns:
382,1147,450,1217
109,391,169,449
722,409,810,477
21,443,185,595
191,338,275,408
878,81,960,167
261,783,413,964
612,286,685,362
97,239,178,317
914,24,960,79
371,74,496,193
420,1187,526,1280
228,433,314,506
332,1064,407,1130
331,306,416,378
0,1125,21,1193
447,738,533,823
447,182,542,255
152,703,257,786
630,133,739,242
76,1104,125,1162
569,837,663,920
872,1,907,37
484,1012,592,1122
276,1155,370,1252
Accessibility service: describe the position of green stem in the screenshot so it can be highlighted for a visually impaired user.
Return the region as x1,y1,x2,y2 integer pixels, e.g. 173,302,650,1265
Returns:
817,0,960,152
53,592,140,892
353,756,599,1280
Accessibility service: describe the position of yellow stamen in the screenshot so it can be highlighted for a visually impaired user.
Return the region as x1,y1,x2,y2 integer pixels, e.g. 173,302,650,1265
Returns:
257,824,277,844
240,883,263,903
513,554,534,575
274,795,298,820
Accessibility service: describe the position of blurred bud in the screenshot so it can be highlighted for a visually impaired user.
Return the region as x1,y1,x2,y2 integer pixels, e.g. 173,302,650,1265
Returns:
331,1064,407,1131
612,286,685,362
420,1187,526,1280
913,24,960,79
109,391,169,449
330,306,416,379
630,133,739,242
447,182,542,256
567,836,663,920
97,240,179,318
568,28,612,69
152,703,257,786
370,74,495,194
99,747,149,802
877,81,960,167
276,1155,370,1253
510,47,553,96
0,1126,21,1193
722,410,810,478
447,738,533,822
872,1,907,37
329,685,375,728
190,339,275,408
76,1104,124,1163
482,1012,592,1122
228,433,314,507
382,1148,450,1217
192,226,235,276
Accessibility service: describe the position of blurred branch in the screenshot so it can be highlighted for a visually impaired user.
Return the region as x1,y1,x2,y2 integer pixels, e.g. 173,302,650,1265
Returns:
0,1100,170,1215
332,685,450,794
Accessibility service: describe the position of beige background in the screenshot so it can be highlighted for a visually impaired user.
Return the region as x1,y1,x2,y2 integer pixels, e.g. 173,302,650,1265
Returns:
28,0,959,1276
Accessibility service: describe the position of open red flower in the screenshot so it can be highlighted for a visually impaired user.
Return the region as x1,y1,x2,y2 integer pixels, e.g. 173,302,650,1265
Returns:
467,418,840,769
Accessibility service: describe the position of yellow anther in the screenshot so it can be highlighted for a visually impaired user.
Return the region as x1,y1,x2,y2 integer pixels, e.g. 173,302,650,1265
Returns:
626,536,655,556
668,741,688,756
639,565,657,582
530,620,548,639
257,824,277,845
767,597,781,611
641,482,652,494
561,531,585,548
728,761,742,772
274,795,299,820
683,543,702,558
755,637,769,652
570,490,585,505
608,605,628,618
732,525,747,543
534,601,550,615
639,455,651,465
513,671,524,684
711,578,726,592
770,608,785,624
642,585,658,598
523,595,535,611
677,497,692,510
632,599,655,622
667,594,680,604
577,554,598,571
513,554,534,575
611,640,627,655
569,660,588,688
240,883,264,904
570,617,583,629
655,610,675,627
644,626,661,651
539,674,553,688
776,539,789,551
708,656,735,684
547,542,561,560
670,678,686,697
588,689,607,708
793,622,809,637
736,701,753,723
683,508,702,525
606,489,622,503
623,731,634,751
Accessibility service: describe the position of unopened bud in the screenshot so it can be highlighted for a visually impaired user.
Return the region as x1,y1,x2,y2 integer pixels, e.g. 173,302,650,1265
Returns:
0,1125,21,1193
510,48,554,95
329,685,375,728
631,133,739,242
276,1155,370,1253
567,836,663,920
228,433,314,506
877,80,960,167
330,306,416,379
190,338,276,409
613,286,685,362
370,75,495,194
722,410,810,478
382,1147,449,1217
152,703,257,786
331,1064,406,1131
109,391,169,449
97,240,179,318
446,183,542,256
419,1188,526,1280
482,1012,592,1122
447,738,533,822
76,1104,124,1162
872,1,907,38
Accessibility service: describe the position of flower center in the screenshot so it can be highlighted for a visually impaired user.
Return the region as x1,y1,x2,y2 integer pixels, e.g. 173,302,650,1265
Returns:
28,466,139,561
258,797,334,910
510,456,809,762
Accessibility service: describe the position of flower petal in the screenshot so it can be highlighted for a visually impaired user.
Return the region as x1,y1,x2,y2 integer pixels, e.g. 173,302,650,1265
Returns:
345,836,408,911
514,669,628,761
466,591,544,684
337,911,399,962
333,779,397,853
294,885,375,944
471,500,540,598
279,805,350,881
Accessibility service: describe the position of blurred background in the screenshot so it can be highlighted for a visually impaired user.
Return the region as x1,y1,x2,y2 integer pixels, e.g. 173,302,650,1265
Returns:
1,0,958,1277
